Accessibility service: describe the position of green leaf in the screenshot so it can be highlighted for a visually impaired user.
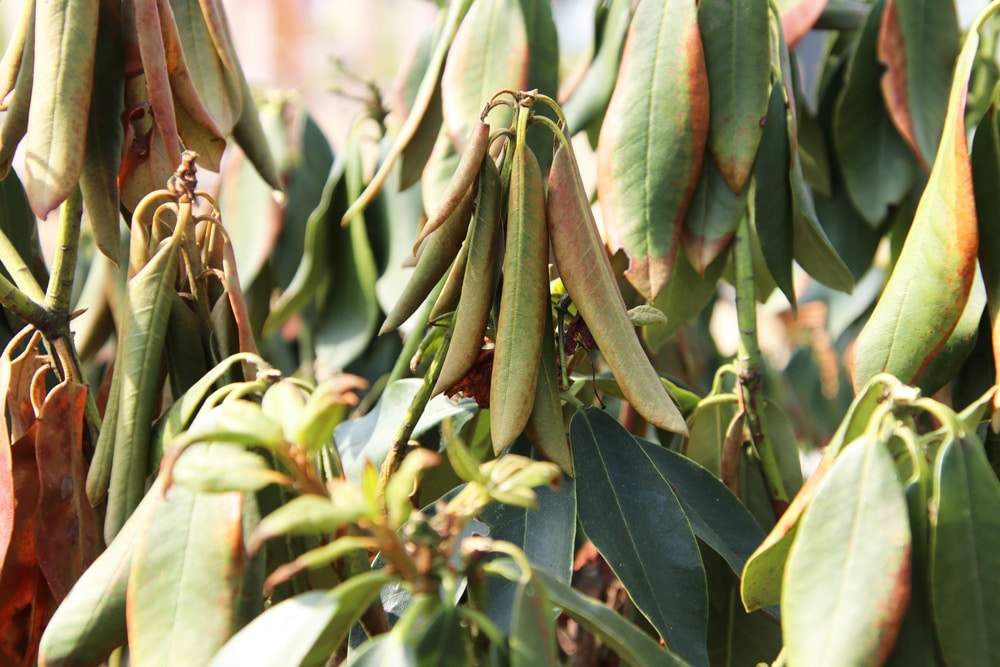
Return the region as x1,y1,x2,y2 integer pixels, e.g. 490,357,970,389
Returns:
209,571,394,667
533,568,691,667
440,0,527,148
853,23,979,390
510,572,558,667
219,101,285,291
414,604,469,667
25,0,99,218
181,400,285,449
127,487,247,667
877,0,959,171
754,83,796,307
518,0,559,176
172,444,288,494
249,494,370,555
929,435,1000,665
645,245,726,353
104,225,183,541
80,0,124,265
482,439,576,634
634,435,767,578
681,155,744,276
912,268,986,396
782,436,911,666
683,397,738,477
697,0,768,193
37,481,160,667
314,135,380,371
561,0,631,135
596,0,709,301
972,81,1000,390
833,0,918,227
571,408,708,666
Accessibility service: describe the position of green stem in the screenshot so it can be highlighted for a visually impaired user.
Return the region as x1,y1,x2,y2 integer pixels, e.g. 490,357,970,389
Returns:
732,213,788,506
0,226,44,302
45,187,83,314
0,270,51,329
378,327,452,501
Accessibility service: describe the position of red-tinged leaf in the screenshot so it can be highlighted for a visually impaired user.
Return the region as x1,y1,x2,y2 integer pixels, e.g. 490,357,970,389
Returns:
852,23,978,390
163,0,238,138
219,229,259,356
0,425,54,667
741,454,831,612
877,0,959,172
597,0,709,301
119,99,176,212
158,0,228,169
134,0,183,170
782,436,911,666
440,0,528,151
833,0,918,227
697,0,768,193
774,0,827,49
33,382,101,603
24,0,99,219
127,487,246,667
681,153,744,274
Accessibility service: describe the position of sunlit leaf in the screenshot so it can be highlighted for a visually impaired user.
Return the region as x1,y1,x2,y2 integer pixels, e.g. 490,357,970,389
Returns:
782,436,911,666
853,23,978,389
597,0,709,301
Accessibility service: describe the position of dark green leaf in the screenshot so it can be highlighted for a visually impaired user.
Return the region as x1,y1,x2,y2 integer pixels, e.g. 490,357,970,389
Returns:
572,408,708,666
930,435,1000,664
833,0,918,226
510,572,558,667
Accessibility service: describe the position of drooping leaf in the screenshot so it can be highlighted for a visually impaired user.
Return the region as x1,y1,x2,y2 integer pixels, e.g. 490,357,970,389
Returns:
104,222,183,541
572,408,708,666
782,436,911,666
877,0,959,171
37,480,161,667
207,572,393,667
697,0,768,193
754,83,796,307
853,23,978,390
219,100,285,290
314,135,380,372
440,0,527,150
645,245,726,353
80,0,125,265
681,154,745,275
971,81,1000,392
24,0,99,218
597,0,709,301
127,487,246,666
561,0,631,136
774,0,828,48
517,0,559,176
929,435,1000,665
833,0,918,227
33,382,100,602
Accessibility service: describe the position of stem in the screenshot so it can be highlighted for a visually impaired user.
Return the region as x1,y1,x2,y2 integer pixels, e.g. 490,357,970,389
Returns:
377,327,452,501
45,188,83,314
0,227,44,302
732,214,788,506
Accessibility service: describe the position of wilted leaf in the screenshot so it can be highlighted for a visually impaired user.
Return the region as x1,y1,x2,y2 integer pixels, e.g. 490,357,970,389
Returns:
853,23,978,390
597,0,709,301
